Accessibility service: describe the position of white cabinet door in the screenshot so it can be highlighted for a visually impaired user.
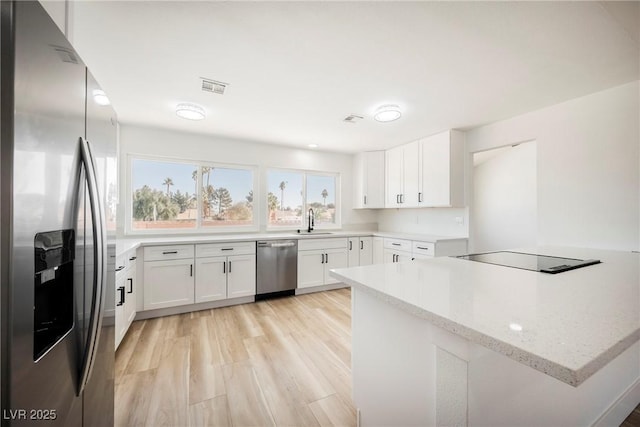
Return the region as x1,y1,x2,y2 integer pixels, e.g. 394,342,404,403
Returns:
372,237,384,264
353,152,365,209
124,260,137,325
359,237,373,266
386,146,403,207
115,273,126,348
195,256,227,303
143,258,195,310
364,151,385,208
227,254,256,298
384,248,411,263
324,248,348,285
348,237,360,267
419,130,465,207
298,250,325,289
402,141,420,207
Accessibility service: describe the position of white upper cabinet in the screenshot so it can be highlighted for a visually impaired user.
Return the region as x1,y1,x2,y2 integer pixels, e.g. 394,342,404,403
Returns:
385,141,419,207
418,130,465,207
354,151,385,209
383,130,465,208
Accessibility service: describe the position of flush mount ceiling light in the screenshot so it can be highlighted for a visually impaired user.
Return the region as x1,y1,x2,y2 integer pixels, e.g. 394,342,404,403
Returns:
374,104,402,122
308,144,318,149
176,103,206,121
92,89,110,106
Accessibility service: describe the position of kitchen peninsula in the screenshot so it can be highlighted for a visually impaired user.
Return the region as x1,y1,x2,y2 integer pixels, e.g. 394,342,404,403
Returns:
330,247,640,427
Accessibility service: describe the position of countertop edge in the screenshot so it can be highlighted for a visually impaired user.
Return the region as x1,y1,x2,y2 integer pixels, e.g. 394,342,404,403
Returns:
332,270,589,387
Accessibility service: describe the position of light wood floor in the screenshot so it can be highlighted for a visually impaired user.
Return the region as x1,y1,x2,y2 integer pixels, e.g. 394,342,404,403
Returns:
116,287,640,427
115,289,356,427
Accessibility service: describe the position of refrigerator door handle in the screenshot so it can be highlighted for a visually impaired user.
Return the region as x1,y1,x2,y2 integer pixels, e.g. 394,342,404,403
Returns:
77,137,107,395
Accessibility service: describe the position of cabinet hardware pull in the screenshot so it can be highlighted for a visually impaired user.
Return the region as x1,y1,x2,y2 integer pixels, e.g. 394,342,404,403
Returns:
418,192,422,203
349,241,353,251
396,194,400,204
223,261,226,273
364,195,367,205
360,241,363,250
162,251,178,255
325,253,329,263
115,265,125,272
129,256,137,261
117,286,125,306
321,254,325,264
221,248,234,251
417,246,429,250
190,264,193,277
228,261,232,273
392,243,401,246
400,194,404,204
127,278,133,294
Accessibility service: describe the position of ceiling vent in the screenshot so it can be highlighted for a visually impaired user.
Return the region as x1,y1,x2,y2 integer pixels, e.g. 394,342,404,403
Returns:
343,114,364,124
201,78,228,95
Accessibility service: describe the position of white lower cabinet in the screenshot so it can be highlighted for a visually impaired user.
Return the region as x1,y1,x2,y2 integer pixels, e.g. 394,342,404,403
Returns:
115,249,137,349
348,236,373,267
194,243,256,302
195,253,256,302
143,247,195,310
298,238,348,290
372,237,384,264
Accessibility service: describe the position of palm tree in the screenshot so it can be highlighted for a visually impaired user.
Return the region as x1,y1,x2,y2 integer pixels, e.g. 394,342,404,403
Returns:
321,189,328,206
279,181,287,210
162,177,174,197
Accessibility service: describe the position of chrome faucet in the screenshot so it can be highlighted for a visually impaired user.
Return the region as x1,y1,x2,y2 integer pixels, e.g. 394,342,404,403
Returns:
307,208,314,233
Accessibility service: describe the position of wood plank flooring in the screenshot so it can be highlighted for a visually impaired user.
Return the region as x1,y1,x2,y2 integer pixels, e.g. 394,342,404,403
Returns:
115,289,356,427
116,287,640,427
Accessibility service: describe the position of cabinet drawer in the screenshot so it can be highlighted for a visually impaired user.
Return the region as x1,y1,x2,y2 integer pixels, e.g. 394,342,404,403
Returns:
383,238,411,253
298,238,348,251
196,241,256,258
144,245,194,261
412,241,435,258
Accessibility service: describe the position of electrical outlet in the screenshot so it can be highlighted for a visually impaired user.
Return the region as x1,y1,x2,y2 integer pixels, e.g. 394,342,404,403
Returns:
455,216,464,225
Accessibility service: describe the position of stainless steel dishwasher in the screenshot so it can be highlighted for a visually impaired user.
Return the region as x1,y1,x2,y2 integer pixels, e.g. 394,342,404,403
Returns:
256,240,297,299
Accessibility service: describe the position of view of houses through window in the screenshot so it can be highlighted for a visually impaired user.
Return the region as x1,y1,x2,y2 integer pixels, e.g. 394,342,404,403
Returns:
267,169,338,228
131,158,255,231
130,157,338,232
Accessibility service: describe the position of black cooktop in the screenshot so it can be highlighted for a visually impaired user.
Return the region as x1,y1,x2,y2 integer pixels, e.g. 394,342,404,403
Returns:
456,251,601,274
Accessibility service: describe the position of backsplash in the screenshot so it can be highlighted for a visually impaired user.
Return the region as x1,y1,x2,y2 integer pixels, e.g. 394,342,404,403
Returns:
376,207,469,237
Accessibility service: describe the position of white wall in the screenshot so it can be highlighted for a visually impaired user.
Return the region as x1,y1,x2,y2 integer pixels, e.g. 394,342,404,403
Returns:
118,124,377,236
471,142,537,252
466,81,640,251
376,207,468,237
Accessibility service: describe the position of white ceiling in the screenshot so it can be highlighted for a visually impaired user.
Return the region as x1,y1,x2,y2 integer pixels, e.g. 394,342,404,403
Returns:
72,1,640,154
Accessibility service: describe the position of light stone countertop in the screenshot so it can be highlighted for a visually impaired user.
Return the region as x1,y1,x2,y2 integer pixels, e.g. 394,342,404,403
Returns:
330,246,640,387
115,230,467,256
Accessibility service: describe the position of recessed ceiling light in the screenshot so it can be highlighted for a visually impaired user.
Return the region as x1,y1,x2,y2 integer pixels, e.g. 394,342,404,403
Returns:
176,103,206,120
509,323,523,332
92,89,110,106
374,104,402,122
308,144,318,148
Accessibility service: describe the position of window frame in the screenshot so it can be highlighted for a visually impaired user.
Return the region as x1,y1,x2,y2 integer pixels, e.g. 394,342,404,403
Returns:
265,167,341,231
126,154,259,235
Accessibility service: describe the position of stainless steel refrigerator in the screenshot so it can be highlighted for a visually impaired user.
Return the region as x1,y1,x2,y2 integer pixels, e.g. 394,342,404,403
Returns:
1,2,117,425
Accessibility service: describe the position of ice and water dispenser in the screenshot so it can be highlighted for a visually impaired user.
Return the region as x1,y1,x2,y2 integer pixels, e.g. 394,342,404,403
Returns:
33,230,75,361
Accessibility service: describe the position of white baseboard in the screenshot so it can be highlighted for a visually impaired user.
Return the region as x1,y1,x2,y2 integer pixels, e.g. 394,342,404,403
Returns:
593,375,640,427
135,295,255,320
295,282,349,295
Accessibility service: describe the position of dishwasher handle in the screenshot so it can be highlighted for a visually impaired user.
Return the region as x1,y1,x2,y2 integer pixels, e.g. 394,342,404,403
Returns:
258,241,296,248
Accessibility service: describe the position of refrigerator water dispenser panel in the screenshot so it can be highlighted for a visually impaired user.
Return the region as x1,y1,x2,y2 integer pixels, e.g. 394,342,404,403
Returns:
34,230,75,361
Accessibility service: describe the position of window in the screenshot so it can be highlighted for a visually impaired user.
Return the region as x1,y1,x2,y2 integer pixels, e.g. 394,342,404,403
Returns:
267,170,304,227
305,174,337,226
267,169,339,228
130,157,256,233
131,158,198,230
201,166,254,227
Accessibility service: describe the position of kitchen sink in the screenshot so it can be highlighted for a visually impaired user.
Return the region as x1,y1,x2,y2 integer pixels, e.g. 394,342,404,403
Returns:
293,232,334,237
